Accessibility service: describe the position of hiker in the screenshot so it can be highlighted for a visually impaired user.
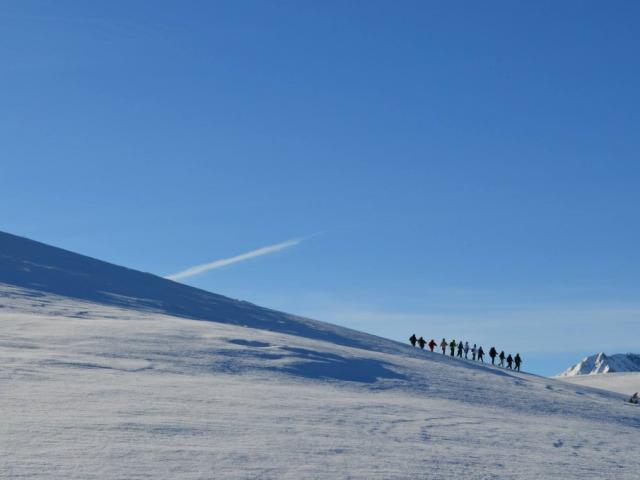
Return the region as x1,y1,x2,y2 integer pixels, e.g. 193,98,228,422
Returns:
440,338,447,355
449,339,457,356
464,341,470,359
506,354,513,369
418,336,426,349
489,347,497,365
477,346,485,363
630,392,639,404
409,334,417,347
499,350,505,367
457,341,463,358
514,353,522,372
428,338,437,352
471,344,477,361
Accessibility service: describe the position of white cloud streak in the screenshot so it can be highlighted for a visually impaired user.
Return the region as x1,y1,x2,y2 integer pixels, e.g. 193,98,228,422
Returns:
165,237,303,281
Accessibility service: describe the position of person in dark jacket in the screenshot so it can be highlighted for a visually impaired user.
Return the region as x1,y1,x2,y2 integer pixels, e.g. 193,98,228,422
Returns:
409,334,417,347
630,392,639,404
418,336,426,349
514,353,522,372
440,338,447,354
428,339,437,352
506,354,513,369
489,347,497,365
499,350,505,367
457,341,463,357
449,339,457,356
471,344,477,361
477,346,485,363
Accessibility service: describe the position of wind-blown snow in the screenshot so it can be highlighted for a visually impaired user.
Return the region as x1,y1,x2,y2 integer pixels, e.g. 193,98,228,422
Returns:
1,231,640,478
557,352,640,376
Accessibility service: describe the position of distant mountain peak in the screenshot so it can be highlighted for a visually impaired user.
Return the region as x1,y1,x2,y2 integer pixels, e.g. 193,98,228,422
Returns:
557,352,640,377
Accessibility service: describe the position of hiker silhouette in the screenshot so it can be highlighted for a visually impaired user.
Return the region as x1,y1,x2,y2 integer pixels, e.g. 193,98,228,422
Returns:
489,347,497,365
477,346,484,362
514,353,522,372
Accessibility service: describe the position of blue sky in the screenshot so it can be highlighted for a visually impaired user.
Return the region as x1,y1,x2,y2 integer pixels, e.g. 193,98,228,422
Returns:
2,1,639,375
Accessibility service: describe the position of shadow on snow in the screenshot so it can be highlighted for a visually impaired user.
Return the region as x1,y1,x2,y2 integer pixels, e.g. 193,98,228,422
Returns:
277,347,407,383
0,231,378,352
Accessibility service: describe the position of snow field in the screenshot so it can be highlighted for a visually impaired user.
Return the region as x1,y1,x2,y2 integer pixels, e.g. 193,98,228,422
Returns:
2,291,639,479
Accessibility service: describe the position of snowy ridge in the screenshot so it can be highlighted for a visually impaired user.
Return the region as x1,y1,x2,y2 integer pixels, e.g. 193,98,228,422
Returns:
0,231,389,352
557,352,640,377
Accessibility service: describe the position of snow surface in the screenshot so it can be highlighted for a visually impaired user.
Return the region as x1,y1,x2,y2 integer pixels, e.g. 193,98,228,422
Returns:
558,352,640,377
1,231,640,479
558,373,640,397
2,285,640,479
0,230,388,352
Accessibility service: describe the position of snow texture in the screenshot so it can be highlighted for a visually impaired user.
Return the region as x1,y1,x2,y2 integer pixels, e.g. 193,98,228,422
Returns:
557,352,640,377
1,231,640,479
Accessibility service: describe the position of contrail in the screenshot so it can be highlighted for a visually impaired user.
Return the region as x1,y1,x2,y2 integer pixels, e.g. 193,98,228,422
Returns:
165,237,304,281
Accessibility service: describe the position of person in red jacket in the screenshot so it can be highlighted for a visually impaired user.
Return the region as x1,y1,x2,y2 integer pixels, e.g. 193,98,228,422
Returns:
428,339,437,352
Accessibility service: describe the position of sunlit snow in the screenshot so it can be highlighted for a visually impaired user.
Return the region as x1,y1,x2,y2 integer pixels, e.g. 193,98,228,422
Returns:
1,231,639,479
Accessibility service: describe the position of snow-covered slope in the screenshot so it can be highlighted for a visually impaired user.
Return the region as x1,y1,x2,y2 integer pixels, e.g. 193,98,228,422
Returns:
0,231,381,351
557,352,640,377
1,232,640,479
559,372,640,397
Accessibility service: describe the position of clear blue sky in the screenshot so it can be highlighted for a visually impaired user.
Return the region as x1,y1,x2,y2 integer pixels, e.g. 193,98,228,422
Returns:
2,1,639,375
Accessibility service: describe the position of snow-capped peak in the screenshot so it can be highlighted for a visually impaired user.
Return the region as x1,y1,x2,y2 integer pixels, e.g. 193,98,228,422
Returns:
557,352,640,377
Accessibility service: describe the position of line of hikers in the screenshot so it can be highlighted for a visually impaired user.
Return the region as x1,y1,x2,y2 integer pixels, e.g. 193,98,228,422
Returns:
409,334,523,372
